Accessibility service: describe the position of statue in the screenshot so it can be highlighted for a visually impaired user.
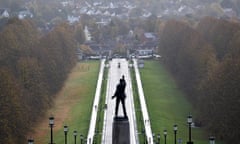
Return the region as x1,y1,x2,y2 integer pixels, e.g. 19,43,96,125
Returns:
112,75,127,118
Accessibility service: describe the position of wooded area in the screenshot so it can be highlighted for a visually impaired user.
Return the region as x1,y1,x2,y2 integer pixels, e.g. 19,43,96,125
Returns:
158,17,240,143
0,18,84,143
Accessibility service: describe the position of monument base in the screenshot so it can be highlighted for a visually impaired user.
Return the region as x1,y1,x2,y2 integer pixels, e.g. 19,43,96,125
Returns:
112,116,130,144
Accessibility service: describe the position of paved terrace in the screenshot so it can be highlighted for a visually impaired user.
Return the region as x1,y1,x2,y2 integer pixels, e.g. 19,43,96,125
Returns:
101,58,139,144
87,58,153,144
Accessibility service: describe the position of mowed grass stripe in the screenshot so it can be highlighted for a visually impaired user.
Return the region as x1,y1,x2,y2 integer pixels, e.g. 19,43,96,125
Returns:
33,61,100,144
140,60,208,144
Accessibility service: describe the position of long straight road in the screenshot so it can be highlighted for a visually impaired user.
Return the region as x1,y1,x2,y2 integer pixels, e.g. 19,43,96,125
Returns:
102,58,139,144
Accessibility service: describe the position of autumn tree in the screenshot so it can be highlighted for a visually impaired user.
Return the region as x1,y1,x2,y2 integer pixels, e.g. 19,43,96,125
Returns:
197,17,240,60
199,56,240,143
0,68,26,144
158,20,217,97
38,23,77,93
0,18,81,143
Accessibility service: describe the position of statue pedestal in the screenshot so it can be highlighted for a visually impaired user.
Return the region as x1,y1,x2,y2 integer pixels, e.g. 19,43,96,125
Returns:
112,116,130,144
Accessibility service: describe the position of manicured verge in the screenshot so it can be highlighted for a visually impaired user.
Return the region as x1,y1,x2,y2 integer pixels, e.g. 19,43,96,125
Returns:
32,61,100,144
130,63,145,144
94,62,108,144
139,60,208,144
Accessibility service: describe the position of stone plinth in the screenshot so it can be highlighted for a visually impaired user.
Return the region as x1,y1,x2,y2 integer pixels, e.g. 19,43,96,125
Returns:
112,116,130,144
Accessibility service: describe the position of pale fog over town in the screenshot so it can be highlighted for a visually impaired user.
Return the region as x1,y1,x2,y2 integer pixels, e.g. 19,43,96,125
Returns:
0,0,239,25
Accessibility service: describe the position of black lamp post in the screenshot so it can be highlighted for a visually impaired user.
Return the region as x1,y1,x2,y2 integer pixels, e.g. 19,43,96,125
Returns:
187,115,193,144
49,116,54,144
142,129,146,144
28,139,34,144
157,133,160,144
64,125,68,144
73,130,77,144
80,134,84,144
153,133,155,144
209,136,215,144
173,124,178,144
163,130,167,144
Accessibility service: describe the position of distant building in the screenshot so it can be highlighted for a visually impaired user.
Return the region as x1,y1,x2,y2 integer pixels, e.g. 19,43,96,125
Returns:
0,9,10,19
141,32,157,43
136,49,153,56
67,15,80,24
18,9,33,19
223,8,237,18
84,26,92,41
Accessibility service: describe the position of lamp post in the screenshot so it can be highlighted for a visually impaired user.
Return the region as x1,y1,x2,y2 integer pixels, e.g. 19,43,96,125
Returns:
64,125,68,144
80,134,84,144
209,136,215,144
73,130,77,144
142,129,146,144
153,133,155,144
157,133,160,144
28,139,34,144
163,130,167,144
187,115,193,144
49,116,54,144
173,124,178,144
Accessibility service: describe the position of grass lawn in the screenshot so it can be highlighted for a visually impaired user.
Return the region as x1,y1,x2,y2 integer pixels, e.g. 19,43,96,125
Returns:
139,60,209,144
32,60,100,144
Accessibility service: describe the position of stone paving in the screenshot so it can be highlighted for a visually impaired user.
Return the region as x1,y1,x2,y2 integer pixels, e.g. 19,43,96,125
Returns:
101,58,138,144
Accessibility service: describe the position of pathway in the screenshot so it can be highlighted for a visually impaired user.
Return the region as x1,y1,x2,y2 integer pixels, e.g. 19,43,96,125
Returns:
101,58,139,144
87,59,105,144
133,59,154,144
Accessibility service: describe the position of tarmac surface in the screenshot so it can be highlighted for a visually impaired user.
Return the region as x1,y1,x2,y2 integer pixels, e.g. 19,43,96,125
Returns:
101,58,138,144
87,58,153,144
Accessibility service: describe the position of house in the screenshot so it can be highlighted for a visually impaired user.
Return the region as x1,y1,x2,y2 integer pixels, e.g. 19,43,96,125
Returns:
0,9,10,19
84,26,92,41
136,49,153,56
223,8,237,18
141,32,157,42
18,9,33,19
67,15,80,24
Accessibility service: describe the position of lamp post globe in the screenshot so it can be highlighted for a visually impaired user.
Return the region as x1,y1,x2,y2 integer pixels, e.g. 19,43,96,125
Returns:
28,139,34,144
173,124,178,144
163,130,167,144
64,125,68,133
174,124,178,131
209,136,215,144
187,115,192,124
49,116,54,126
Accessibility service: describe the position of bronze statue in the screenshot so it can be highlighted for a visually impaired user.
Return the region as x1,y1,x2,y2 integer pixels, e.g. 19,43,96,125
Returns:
112,75,127,118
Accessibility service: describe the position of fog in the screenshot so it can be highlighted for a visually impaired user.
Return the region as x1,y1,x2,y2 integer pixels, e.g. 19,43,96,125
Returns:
0,0,239,25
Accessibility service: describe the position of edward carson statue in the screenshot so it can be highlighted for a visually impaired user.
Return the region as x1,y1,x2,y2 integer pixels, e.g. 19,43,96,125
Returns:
112,75,128,118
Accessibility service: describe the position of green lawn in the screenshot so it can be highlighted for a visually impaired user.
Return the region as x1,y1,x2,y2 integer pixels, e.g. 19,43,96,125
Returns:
55,61,100,144
139,60,209,144
34,61,100,144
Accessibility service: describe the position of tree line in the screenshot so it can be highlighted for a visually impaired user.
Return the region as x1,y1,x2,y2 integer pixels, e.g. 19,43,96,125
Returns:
158,17,240,143
0,18,85,144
